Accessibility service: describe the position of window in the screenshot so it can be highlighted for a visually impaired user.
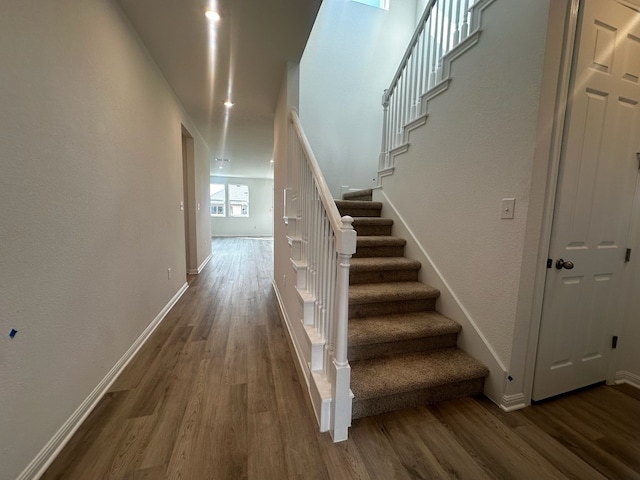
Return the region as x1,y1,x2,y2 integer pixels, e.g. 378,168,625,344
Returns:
228,184,249,217
352,0,389,10
210,183,226,216
210,182,250,217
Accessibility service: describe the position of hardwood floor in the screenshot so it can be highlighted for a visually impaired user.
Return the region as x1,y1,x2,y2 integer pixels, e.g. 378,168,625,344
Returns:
43,237,640,479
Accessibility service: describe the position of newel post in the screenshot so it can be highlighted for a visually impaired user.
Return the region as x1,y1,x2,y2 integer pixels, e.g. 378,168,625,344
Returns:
330,215,356,442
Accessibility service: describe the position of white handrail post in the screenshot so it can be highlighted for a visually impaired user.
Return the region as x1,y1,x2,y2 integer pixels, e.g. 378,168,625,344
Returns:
330,215,356,442
380,90,390,173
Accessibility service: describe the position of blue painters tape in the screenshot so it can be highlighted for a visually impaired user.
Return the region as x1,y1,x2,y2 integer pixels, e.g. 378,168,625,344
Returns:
9,329,17,338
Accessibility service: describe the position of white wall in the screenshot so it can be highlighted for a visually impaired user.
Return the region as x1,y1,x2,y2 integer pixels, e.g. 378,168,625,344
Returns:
380,0,551,372
0,1,211,477
210,176,274,237
299,0,417,197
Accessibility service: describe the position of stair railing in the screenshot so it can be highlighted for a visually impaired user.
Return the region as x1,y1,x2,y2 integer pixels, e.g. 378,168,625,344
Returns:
288,109,356,442
380,0,478,172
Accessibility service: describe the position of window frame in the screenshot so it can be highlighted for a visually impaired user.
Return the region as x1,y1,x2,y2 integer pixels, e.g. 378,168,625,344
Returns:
210,183,226,217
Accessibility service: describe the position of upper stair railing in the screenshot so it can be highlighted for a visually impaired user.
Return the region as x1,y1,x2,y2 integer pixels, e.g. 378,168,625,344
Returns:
288,109,356,442
379,0,484,174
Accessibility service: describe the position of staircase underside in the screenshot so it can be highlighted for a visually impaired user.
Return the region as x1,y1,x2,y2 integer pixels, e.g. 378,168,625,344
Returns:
338,190,488,419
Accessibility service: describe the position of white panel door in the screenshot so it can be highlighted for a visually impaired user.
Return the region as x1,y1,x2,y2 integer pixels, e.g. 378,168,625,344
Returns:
533,0,640,401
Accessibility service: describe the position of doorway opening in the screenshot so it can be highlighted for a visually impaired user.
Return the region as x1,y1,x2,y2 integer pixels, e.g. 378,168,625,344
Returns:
182,125,198,276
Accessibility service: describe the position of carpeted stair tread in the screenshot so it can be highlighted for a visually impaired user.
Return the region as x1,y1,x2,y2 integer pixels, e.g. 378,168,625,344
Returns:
342,189,373,201
335,200,382,210
356,236,406,247
336,200,383,218
353,236,407,258
352,217,393,227
350,257,421,272
351,217,393,236
349,281,440,305
330,195,488,418
350,348,489,401
348,312,461,347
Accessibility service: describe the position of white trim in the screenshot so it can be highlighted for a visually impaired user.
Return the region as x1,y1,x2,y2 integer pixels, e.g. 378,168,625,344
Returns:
309,370,333,432
188,252,212,275
418,79,451,117
469,0,497,32
377,166,395,178
438,31,481,84
522,0,581,404
403,114,428,139
272,282,311,389
210,234,273,238
273,282,335,433
614,370,640,389
17,282,189,480
615,0,640,12
500,393,527,412
375,189,507,404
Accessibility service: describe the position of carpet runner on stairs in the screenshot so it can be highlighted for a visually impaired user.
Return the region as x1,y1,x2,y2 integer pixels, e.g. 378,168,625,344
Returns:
337,188,489,419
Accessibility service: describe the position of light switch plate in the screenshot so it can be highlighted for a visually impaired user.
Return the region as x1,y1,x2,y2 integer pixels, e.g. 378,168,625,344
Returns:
501,198,515,219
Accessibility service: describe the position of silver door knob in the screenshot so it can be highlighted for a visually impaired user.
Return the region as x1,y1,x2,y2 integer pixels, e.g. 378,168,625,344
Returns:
555,259,574,270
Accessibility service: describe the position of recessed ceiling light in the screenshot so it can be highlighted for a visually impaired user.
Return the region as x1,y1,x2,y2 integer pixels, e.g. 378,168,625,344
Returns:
205,10,221,21
270,159,274,163
224,100,234,108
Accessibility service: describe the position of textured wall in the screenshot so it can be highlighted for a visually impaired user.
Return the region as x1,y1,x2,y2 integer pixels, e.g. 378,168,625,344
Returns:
0,1,210,477
380,0,551,368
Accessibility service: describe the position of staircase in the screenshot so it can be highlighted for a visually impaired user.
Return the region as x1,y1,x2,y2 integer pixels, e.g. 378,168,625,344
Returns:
337,189,489,419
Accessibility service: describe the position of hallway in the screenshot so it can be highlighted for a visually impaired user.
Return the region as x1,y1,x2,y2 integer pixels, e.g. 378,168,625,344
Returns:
42,238,640,479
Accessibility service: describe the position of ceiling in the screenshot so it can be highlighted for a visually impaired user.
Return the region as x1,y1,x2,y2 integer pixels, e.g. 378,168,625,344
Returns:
115,0,322,179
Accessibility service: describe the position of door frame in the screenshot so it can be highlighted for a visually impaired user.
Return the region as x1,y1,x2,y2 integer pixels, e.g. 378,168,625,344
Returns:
519,0,581,406
182,124,199,275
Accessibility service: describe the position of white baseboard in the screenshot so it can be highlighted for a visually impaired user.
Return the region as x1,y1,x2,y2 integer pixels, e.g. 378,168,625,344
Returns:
188,252,212,275
210,234,274,238
614,370,640,389
17,283,189,480
500,393,527,412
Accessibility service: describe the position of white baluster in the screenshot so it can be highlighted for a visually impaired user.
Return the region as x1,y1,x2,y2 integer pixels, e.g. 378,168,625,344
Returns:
453,0,462,46
411,45,418,118
429,5,439,88
403,67,410,126
321,214,330,341
461,0,470,39
395,82,402,145
437,5,444,82
398,70,405,133
447,0,453,54
418,26,427,104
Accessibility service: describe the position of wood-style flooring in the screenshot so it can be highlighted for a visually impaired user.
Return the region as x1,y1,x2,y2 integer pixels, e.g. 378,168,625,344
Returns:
43,237,640,479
